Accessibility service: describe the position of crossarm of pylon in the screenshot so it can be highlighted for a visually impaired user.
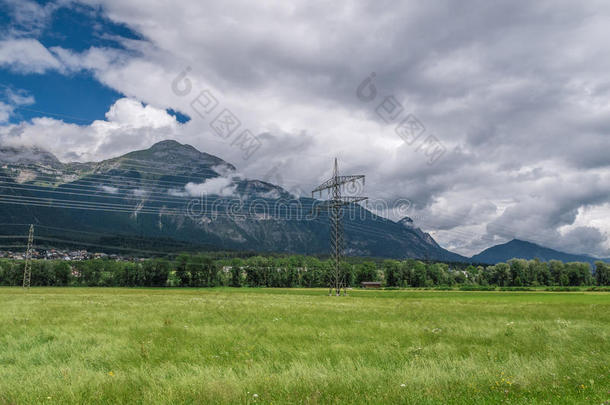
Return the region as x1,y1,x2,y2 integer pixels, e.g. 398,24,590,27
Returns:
311,175,365,195
313,196,368,211
338,196,368,204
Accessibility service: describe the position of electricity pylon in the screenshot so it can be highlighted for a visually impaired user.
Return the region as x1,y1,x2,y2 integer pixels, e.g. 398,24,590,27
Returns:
312,158,367,296
22,224,34,289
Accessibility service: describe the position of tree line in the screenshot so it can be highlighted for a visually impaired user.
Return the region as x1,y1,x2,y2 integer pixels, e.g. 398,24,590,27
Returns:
0,255,608,287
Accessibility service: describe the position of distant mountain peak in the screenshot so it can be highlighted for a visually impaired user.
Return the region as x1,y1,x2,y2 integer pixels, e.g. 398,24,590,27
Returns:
148,139,194,151
509,238,531,243
116,139,235,171
471,238,605,265
141,139,201,157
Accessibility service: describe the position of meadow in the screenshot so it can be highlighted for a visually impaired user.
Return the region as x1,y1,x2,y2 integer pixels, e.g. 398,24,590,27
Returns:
0,288,608,404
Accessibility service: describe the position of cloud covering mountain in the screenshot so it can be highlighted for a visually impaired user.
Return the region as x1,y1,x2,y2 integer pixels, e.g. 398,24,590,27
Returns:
2,0,610,257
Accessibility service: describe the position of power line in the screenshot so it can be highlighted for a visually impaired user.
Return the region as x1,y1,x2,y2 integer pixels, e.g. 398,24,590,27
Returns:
0,192,332,218
12,106,94,123
1,157,313,193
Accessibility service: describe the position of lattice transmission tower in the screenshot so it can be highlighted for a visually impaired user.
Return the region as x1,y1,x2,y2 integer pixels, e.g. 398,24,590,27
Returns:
22,224,34,289
312,158,367,296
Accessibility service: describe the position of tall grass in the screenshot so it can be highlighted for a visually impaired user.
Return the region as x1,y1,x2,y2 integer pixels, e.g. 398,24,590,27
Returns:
0,288,608,404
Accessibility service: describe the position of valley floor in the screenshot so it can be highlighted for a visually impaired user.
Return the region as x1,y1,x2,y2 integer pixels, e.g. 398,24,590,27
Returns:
0,288,608,404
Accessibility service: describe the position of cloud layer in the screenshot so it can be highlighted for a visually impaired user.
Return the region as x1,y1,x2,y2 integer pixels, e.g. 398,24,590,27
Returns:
2,0,610,256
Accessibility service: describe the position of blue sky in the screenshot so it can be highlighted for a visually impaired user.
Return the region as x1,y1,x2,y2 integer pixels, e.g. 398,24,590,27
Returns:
0,2,149,124
0,3,132,124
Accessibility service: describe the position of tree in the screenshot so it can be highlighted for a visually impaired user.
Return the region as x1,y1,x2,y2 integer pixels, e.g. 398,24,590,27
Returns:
532,260,551,286
355,261,378,285
143,259,170,286
493,263,511,286
549,260,565,286
383,260,402,287
175,253,191,287
302,257,325,287
595,261,610,286
508,259,528,286
453,270,467,285
427,263,449,285
229,258,244,287
565,262,591,286
411,261,427,287
187,255,218,287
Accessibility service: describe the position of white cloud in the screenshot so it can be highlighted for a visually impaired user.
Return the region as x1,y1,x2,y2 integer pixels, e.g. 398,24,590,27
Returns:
5,0,610,256
0,88,35,123
0,102,13,123
184,176,236,197
1,0,58,36
0,38,63,73
5,89,35,106
105,98,177,128
98,185,119,194
0,97,181,162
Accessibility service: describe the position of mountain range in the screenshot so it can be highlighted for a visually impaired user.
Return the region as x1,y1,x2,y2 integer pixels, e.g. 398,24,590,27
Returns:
1,140,608,265
0,140,463,261
471,238,609,266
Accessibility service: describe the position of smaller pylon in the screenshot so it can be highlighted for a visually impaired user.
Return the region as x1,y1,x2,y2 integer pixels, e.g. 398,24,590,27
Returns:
22,224,34,289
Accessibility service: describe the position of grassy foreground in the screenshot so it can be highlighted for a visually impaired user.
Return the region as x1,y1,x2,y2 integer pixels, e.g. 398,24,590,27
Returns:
0,288,608,404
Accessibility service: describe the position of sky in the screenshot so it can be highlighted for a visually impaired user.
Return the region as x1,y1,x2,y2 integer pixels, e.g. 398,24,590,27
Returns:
1,0,610,257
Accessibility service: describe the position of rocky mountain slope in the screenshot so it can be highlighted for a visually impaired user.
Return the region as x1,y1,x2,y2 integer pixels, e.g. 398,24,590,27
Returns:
0,140,466,260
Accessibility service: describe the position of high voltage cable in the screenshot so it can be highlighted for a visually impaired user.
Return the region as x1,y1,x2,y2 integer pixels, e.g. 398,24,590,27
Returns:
0,196,395,240
0,181,341,212
0,190,378,225
3,170,515,244
0,178,299,205
0,213,429,256
0,169,307,200
0,225,196,248
0,195,343,224
0,187,405,234
33,236,187,254
0,191,336,215
2,159,313,192
5,158,236,187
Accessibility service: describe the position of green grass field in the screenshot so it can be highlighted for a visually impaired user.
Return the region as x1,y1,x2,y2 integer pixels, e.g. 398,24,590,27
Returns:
0,288,608,404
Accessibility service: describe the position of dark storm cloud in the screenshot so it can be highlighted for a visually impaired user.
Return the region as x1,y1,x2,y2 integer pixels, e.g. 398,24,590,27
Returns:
3,0,610,255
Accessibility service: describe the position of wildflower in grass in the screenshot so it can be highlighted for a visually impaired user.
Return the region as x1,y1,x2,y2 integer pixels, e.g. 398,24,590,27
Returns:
108,371,114,377
253,393,259,398
400,383,406,387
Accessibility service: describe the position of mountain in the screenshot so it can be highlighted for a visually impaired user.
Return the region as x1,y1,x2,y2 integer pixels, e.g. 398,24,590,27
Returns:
0,144,62,168
398,216,440,248
470,239,608,265
0,140,466,261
